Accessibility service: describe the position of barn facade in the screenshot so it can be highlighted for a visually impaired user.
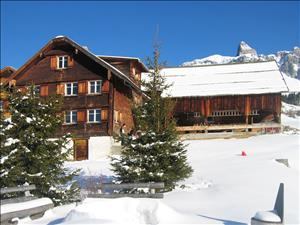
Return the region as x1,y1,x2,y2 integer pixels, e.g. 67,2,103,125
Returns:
160,61,289,135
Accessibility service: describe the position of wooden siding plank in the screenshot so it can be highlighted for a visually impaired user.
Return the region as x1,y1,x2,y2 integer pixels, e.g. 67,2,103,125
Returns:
40,85,48,96
68,56,74,67
50,56,57,70
102,80,109,93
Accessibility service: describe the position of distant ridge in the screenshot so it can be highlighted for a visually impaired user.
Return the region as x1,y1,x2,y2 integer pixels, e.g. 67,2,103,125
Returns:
182,41,300,80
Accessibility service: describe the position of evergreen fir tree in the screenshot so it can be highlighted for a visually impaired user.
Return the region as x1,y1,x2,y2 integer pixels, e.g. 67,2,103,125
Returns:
0,85,79,205
111,45,193,190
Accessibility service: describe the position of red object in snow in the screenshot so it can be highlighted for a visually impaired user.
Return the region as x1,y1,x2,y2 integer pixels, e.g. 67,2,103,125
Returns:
241,151,247,156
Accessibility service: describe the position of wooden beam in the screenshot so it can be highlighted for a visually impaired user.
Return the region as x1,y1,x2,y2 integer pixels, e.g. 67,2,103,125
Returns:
176,123,281,132
245,96,251,116
205,98,211,116
100,182,164,189
1,196,37,205
245,96,251,124
107,69,112,80
1,203,53,223
108,78,114,136
0,185,36,194
87,193,164,199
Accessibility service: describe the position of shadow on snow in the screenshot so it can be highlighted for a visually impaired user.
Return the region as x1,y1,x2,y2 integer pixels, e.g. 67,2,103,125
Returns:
197,214,247,225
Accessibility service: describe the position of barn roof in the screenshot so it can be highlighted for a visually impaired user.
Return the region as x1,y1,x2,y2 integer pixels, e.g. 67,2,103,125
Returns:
160,61,289,97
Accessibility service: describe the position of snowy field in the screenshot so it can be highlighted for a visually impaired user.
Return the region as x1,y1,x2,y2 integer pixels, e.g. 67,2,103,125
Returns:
18,134,299,225
17,103,300,225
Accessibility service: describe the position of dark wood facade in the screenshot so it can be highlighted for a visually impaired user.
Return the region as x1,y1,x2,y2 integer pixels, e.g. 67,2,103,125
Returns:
0,66,16,118
8,36,147,148
173,94,282,131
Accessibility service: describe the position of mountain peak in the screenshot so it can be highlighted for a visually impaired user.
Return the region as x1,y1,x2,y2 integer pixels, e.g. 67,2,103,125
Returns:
181,43,299,80
237,41,257,57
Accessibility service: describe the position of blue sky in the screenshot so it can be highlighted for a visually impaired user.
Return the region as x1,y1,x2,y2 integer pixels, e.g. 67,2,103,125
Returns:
1,1,299,68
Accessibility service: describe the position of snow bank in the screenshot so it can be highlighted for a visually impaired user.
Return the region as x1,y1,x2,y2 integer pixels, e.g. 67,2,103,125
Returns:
281,102,300,130
19,134,299,225
282,114,300,130
1,198,53,214
164,134,299,224
61,198,212,224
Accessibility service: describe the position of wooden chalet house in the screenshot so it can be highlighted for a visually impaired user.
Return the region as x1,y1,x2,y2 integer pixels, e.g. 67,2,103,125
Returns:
8,36,148,160
160,61,289,135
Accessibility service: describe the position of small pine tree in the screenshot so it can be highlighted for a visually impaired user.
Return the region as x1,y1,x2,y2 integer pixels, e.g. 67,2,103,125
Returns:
0,85,79,205
111,45,193,190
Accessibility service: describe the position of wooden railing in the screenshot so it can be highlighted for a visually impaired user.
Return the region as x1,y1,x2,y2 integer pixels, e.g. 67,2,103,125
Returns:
1,185,54,224
86,182,165,199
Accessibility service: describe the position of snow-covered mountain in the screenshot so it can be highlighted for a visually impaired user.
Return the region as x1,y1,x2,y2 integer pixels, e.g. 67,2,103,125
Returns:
182,41,300,80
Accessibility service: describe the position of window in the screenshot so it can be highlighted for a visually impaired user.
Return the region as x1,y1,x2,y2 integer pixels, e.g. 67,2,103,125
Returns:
34,85,40,95
57,56,68,69
88,109,101,123
114,110,119,122
65,111,77,124
194,112,201,118
65,82,78,96
88,80,102,94
114,110,123,123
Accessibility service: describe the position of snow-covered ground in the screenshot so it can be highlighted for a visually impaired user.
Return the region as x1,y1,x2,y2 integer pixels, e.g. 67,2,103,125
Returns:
17,104,299,225
282,102,300,131
18,134,299,224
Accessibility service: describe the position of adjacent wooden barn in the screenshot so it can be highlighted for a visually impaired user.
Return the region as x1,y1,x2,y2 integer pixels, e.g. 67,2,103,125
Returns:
8,36,148,160
160,61,289,134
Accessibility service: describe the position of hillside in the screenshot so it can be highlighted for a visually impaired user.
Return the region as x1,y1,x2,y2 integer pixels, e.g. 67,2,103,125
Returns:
182,41,300,81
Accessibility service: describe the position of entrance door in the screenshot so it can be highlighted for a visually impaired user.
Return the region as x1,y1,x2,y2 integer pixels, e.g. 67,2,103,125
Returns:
74,139,88,161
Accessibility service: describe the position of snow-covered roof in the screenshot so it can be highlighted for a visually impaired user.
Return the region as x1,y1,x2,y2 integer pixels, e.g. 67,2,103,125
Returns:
160,61,289,97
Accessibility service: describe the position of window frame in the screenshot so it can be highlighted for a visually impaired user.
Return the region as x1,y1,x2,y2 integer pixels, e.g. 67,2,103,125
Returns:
64,110,78,124
34,85,40,96
65,82,78,96
114,110,119,122
88,80,102,95
57,55,68,69
87,109,101,123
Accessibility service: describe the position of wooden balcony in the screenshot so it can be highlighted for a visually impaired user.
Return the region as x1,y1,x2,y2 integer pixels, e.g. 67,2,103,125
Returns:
176,122,281,134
